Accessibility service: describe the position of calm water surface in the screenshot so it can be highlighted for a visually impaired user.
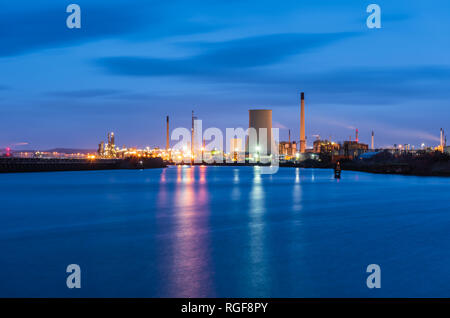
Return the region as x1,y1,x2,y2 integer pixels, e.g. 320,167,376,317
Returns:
1,166,450,297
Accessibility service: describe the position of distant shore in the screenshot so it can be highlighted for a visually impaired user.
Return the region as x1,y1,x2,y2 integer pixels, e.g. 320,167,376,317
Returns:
340,162,450,177
0,157,166,173
170,152,450,177
339,151,450,177
2,152,450,177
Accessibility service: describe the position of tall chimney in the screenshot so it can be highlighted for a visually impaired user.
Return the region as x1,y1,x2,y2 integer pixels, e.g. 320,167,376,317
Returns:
356,128,359,143
300,92,306,153
444,129,446,147
166,116,170,151
371,131,374,150
440,128,443,148
288,129,291,144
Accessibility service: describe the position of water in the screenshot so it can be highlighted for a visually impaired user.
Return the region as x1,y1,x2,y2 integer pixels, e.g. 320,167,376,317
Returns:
1,166,450,297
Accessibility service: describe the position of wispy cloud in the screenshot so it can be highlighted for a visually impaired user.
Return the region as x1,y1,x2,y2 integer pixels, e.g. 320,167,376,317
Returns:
0,1,217,57
47,89,124,99
300,66,450,105
95,32,358,76
273,121,288,129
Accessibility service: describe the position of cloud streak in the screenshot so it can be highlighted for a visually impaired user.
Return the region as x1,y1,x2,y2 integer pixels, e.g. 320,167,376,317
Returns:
0,1,217,57
47,89,124,99
95,32,357,76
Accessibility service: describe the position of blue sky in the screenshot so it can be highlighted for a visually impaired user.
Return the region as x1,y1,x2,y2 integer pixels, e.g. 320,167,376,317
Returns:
0,0,449,149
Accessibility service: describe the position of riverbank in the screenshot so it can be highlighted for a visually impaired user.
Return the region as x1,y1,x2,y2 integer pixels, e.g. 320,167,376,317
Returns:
340,151,450,177
169,152,450,177
6,152,449,177
0,157,166,173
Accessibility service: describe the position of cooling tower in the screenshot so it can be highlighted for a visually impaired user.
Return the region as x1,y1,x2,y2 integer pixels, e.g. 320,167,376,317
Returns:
248,109,273,155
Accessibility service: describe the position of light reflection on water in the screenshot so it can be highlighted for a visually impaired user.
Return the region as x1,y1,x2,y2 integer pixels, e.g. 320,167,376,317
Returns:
293,168,302,212
1,166,450,297
169,166,213,297
231,169,241,201
248,167,268,294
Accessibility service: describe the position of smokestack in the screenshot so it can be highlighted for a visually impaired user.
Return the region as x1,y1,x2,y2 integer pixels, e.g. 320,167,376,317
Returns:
288,129,291,144
300,92,306,153
356,129,359,143
371,131,374,150
440,128,443,148
166,116,170,151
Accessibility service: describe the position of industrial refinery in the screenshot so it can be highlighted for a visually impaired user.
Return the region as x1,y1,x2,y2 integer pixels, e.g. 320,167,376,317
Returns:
2,92,449,166
138,91,448,165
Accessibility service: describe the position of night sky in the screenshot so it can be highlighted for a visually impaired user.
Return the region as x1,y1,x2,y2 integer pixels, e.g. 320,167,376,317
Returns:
1,0,449,150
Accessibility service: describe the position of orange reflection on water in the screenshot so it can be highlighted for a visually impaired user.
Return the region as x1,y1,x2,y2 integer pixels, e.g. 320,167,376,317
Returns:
199,165,207,184
168,166,213,297
176,165,183,183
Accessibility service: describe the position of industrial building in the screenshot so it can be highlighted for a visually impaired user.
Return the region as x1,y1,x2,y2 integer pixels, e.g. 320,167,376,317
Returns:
278,128,297,157
341,140,369,157
279,141,297,156
98,132,117,158
229,138,243,161
313,139,340,154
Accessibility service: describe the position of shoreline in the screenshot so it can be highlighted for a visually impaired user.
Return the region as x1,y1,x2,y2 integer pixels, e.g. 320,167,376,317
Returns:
340,166,450,178
171,161,450,177
0,157,166,174
1,157,450,177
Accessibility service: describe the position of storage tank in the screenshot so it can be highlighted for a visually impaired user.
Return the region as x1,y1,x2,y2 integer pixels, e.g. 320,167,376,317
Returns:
247,109,273,155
